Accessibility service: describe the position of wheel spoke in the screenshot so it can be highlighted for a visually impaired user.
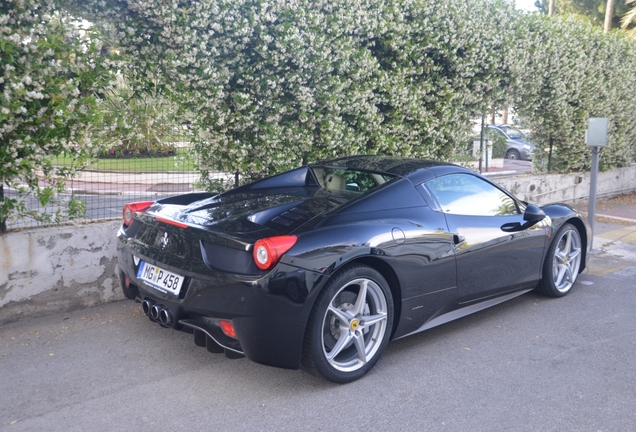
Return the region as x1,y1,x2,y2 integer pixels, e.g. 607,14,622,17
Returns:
326,329,353,361
567,247,581,261
352,331,367,364
351,279,368,316
328,304,351,324
555,249,566,264
555,264,567,287
359,312,387,330
563,230,572,254
563,265,573,284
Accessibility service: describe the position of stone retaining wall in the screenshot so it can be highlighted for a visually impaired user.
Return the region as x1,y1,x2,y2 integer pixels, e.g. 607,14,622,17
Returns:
1,221,122,324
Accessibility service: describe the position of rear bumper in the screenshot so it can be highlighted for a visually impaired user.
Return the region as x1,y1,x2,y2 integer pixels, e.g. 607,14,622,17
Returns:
117,229,324,369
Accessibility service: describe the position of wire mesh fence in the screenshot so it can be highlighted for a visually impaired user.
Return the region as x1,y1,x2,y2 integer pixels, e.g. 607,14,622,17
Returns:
3,141,233,231
3,119,536,232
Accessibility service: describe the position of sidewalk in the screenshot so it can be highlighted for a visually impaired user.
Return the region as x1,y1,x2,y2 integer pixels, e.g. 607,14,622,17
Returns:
577,191,636,269
594,192,636,222
469,158,533,177
64,170,234,194
571,190,636,224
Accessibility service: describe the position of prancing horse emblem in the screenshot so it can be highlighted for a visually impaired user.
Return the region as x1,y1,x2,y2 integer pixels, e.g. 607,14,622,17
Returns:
160,232,169,250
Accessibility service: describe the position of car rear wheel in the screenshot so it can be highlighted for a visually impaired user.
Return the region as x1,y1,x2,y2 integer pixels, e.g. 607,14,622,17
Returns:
537,223,582,297
505,149,521,160
302,265,394,383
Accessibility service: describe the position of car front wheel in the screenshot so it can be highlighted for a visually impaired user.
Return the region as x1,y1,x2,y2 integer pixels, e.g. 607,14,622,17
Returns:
302,265,394,383
537,223,582,297
505,149,521,160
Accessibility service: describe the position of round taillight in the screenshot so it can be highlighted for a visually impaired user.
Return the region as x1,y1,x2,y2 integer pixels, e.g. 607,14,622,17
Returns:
255,244,270,267
253,236,297,270
122,201,154,226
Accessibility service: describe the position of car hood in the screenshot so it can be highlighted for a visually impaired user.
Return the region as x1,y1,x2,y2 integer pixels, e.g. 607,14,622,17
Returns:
510,138,533,146
150,187,355,237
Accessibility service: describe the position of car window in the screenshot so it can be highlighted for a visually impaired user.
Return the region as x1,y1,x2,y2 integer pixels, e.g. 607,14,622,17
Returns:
313,167,393,193
504,128,525,140
425,174,519,216
489,128,505,137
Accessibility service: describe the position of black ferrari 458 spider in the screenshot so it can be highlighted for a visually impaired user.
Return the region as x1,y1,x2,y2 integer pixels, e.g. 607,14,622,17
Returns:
116,155,590,382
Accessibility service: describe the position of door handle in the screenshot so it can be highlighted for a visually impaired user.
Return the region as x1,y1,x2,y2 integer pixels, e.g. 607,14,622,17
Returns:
453,234,465,245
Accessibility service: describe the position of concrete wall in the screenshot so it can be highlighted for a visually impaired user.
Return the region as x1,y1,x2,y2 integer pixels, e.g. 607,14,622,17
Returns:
493,165,636,205
0,221,123,324
1,165,634,325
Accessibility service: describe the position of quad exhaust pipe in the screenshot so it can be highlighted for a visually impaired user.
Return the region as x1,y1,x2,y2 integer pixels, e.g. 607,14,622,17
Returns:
142,299,174,326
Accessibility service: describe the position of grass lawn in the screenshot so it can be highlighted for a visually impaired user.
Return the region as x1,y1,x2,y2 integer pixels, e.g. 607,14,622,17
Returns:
50,147,196,172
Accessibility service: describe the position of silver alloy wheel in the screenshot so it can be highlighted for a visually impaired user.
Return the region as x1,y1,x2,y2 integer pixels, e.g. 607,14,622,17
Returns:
320,277,388,373
552,227,582,293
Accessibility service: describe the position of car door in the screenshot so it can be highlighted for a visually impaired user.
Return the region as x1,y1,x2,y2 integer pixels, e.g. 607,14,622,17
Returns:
424,173,547,303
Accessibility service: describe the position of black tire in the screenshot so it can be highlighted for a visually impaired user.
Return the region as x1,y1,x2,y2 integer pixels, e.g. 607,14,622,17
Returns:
302,264,394,383
505,149,521,160
536,223,582,297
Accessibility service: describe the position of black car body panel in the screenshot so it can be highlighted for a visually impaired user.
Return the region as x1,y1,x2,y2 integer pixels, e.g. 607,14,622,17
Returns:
116,156,590,373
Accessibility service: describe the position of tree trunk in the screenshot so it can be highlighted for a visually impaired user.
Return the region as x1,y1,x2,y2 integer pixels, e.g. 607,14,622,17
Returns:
548,0,555,17
605,0,615,32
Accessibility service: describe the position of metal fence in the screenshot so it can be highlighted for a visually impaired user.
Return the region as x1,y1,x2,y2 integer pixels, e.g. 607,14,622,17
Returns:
3,143,232,231
3,140,533,231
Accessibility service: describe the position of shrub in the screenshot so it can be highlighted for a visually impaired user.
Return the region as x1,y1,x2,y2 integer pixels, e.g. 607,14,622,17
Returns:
94,75,182,159
0,0,116,229
62,0,521,185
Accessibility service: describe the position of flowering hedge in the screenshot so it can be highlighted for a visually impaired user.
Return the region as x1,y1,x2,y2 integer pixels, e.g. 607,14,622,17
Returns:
4,0,636,228
1,0,115,229
62,0,525,185
513,14,636,172
67,0,633,181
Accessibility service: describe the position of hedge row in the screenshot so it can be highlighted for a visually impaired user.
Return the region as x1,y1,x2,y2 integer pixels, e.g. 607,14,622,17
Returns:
48,0,636,181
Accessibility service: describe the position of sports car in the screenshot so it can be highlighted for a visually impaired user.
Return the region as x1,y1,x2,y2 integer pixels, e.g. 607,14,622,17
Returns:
116,155,590,383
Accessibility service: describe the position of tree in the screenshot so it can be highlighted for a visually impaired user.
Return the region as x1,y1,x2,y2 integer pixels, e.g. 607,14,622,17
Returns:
0,0,116,231
535,0,631,29
621,0,636,37
513,13,636,172
95,73,185,158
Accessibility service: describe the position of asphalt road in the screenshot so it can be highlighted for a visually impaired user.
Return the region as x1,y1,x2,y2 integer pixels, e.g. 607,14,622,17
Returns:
2,224,636,431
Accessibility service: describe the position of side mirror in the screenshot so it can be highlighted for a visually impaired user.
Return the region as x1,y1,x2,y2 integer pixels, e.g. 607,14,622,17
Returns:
502,204,546,233
523,204,545,223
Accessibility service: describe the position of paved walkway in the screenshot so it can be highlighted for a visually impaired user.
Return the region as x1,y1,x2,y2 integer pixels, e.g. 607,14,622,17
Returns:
577,191,636,272
65,170,221,194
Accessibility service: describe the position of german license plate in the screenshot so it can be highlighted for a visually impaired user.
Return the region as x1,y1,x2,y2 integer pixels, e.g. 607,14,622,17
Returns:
137,261,184,295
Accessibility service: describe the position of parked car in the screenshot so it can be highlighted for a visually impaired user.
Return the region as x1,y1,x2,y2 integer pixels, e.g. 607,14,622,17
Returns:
116,156,589,383
489,124,535,160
